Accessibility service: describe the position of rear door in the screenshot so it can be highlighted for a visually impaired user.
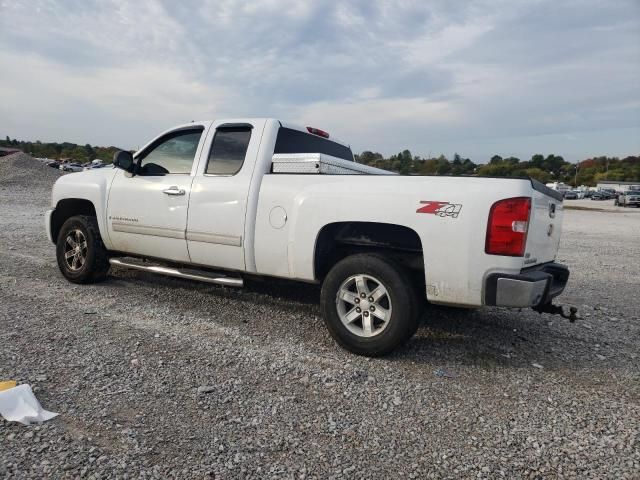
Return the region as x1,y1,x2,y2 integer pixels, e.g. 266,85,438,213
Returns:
186,120,266,271
524,186,564,266
106,125,208,262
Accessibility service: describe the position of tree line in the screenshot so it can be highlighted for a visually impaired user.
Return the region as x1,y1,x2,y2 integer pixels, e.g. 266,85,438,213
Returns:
1,136,122,164
356,150,640,186
2,136,638,186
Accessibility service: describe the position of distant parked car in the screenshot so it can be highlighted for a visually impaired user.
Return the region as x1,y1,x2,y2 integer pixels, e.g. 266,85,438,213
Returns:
46,161,59,169
83,160,107,171
83,164,106,171
615,191,640,207
590,192,608,201
61,163,83,172
563,190,578,200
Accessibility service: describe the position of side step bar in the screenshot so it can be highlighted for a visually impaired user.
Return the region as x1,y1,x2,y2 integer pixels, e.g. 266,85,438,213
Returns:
109,258,243,288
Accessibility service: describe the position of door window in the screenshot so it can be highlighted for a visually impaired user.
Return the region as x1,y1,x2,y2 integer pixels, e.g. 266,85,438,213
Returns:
138,128,203,175
205,126,252,175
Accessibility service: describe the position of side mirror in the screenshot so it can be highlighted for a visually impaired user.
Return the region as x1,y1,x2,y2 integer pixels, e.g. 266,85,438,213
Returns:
113,150,135,173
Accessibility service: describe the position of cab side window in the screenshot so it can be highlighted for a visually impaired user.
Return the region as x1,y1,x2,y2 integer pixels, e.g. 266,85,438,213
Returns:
138,128,203,175
205,126,252,175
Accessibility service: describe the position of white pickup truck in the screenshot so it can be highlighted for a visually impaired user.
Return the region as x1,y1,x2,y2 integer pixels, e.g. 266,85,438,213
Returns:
46,118,572,355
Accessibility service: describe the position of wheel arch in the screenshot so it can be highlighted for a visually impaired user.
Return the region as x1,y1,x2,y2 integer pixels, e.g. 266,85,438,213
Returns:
313,221,425,284
50,198,98,243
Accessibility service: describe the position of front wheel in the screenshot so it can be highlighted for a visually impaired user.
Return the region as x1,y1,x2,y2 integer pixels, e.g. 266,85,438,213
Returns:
320,254,420,356
56,215,110,284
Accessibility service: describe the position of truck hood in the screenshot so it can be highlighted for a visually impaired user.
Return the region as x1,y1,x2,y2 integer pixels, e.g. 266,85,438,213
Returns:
53,166,117,187
51,166,118,208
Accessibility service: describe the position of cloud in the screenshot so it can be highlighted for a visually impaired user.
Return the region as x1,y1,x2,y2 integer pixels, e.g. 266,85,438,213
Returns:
398,18,496,67
291,96,460,147
0,49,230,146
0,0,638,161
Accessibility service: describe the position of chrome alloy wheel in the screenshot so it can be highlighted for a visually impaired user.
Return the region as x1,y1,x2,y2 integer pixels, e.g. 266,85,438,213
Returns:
63,229,88,271
336,274,392,338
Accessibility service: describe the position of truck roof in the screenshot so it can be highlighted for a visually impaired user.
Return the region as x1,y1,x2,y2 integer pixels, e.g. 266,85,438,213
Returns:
190,118,351,149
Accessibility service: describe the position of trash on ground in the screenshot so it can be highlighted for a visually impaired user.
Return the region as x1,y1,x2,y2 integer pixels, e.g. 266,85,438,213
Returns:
532,363,544,369
0,380,17,392
0,384,59,425
433,368,456,379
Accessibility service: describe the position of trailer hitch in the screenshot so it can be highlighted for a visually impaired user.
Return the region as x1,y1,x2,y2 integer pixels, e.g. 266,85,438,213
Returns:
533,303,578,322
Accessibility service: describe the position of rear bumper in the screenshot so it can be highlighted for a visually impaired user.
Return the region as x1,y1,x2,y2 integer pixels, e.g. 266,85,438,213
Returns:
484,262,569,308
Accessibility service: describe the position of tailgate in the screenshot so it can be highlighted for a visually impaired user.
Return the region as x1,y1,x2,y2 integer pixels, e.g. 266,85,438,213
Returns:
525,181,563,266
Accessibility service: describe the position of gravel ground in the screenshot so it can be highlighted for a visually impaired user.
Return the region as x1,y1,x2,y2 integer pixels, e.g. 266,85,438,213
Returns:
1,153,639,479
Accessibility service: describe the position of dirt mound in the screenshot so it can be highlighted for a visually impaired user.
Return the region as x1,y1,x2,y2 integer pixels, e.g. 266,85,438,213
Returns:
0,152,63,188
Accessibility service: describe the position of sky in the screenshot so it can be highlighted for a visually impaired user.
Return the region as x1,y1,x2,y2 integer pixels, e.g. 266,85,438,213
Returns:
1,0,639,163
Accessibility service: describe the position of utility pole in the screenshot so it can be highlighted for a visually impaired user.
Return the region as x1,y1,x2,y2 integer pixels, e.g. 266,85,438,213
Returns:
574,162,579,187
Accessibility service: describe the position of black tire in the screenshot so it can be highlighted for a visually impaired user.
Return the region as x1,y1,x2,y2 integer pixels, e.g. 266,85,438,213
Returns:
320,254,420,356
56,215,110,284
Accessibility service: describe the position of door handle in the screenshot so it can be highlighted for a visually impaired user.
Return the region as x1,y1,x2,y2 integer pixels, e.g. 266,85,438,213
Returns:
162,186,185,196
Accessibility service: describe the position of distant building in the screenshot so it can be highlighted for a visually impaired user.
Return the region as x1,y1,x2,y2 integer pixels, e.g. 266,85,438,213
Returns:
545,181,570,193
0,147,22,157
596,180,640,192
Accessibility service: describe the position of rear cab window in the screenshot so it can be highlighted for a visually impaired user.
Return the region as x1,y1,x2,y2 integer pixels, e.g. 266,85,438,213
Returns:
205,126,252,175
274,127,353,161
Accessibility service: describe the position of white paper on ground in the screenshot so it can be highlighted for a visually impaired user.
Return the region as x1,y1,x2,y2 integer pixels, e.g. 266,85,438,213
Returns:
0,384,59,425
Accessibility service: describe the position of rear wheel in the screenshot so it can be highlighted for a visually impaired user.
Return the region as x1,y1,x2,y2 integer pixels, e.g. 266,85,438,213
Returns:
320,254,420,356
56,215,110,284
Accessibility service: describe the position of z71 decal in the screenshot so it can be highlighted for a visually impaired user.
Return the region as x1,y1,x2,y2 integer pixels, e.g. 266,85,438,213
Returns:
416,201,462,218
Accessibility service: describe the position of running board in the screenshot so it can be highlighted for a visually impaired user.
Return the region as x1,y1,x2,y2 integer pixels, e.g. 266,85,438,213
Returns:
109,258,243,287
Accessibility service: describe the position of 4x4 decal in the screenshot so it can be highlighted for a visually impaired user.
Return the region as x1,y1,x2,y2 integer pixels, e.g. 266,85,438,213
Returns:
416,201,462,218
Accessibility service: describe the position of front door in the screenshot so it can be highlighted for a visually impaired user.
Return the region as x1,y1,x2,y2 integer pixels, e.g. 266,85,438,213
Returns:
106,126,207,262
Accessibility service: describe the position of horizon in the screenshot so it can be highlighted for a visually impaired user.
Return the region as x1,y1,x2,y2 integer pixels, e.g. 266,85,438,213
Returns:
3,132,638,166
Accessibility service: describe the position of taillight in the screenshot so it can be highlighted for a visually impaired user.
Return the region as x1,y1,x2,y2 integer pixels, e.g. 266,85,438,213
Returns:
485,197,531,256
306,126,330,138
